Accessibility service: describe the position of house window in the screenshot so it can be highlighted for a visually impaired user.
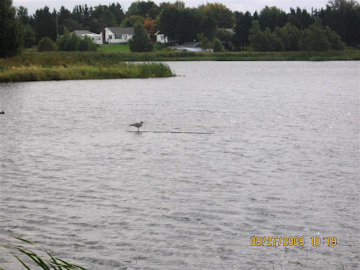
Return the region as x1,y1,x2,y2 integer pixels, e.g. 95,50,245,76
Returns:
125,35,127,40
108,35,112,39
115,35,122,39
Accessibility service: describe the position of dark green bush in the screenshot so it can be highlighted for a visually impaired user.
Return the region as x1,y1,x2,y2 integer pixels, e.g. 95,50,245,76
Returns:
37,37,57,52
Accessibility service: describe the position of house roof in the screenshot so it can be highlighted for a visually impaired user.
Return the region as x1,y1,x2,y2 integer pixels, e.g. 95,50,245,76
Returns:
106,27,134,35
180,42,201,48
154,30,164,35
74,30,94,36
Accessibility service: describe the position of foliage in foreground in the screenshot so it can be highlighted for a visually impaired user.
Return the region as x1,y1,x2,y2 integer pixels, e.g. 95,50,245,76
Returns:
0,237,85,269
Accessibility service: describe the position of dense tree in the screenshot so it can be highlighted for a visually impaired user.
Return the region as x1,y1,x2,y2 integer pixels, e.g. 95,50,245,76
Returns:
158,5,215,44
202,16,217,41
274,22,302,51
304,19,345,50
144,15,156,35
109,3,125,24
100,9,117,27
56,30,97,51
199,3,235,28
23,25,36,48
250,19,345,51
0,0,23,57
127,1,160,19
213,38,224,51
157,6,179,42
317,0,360,46
233,11,252,49
288,7,314,29
16,6,35,48
57,6,72,34
259,6,288,31
33,6,57,42
128,23,153,52
120,15,145,27
17,6,30,25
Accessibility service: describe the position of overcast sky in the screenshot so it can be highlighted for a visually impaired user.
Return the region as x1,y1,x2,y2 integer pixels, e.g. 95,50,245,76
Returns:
13,0,329,16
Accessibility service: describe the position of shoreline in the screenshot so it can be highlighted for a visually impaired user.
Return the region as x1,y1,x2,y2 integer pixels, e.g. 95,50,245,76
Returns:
0,50,358,82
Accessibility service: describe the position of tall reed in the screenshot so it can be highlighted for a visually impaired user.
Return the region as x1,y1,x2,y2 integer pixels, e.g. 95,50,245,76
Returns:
0,237,86,269
0,62,174,82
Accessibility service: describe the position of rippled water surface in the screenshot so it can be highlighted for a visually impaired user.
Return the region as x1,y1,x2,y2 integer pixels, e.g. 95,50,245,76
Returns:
0,61,359,269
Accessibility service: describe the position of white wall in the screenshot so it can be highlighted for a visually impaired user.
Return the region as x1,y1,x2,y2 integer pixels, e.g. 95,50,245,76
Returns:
105,28,133,44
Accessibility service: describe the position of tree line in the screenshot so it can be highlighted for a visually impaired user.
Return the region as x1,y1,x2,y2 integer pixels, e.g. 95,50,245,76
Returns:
1,0,359,57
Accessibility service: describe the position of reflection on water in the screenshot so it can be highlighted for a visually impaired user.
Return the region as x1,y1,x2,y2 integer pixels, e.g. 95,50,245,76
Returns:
0,61,359,269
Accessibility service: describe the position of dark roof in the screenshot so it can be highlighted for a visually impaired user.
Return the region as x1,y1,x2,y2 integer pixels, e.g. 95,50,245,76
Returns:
106,27,134,35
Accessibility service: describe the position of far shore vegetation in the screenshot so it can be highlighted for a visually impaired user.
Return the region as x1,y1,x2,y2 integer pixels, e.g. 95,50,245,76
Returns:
0,49,359,82
1,0,360,82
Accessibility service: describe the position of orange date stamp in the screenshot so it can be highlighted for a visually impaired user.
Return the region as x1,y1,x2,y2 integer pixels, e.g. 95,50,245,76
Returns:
250,236,337,247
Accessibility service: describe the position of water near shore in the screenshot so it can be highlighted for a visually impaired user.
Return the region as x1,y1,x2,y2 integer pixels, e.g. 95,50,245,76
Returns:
0,61,359,269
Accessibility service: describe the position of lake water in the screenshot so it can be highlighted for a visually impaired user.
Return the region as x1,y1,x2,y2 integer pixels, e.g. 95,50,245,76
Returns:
0,61,359,270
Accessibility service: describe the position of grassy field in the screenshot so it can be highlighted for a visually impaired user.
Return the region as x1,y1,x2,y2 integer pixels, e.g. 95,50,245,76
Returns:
98,44,131,53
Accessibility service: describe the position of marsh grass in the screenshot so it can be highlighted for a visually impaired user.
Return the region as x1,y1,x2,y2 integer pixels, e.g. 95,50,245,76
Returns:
0,237,86,269
0,62,174,82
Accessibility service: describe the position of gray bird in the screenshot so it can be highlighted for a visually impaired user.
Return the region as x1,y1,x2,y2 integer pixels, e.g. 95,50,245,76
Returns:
129,121,144,133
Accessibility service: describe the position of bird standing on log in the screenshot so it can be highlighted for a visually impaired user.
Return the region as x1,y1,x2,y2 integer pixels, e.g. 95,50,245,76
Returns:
129,121,143,133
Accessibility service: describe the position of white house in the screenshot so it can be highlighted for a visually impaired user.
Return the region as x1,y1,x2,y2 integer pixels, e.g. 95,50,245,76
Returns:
103,27,134,44
73,30,93,37
81,33,102,45
154,30,169,44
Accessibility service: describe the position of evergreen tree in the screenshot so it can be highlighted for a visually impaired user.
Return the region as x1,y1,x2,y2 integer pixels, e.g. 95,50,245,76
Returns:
23,25,36,48
129,23,153,52
33,6,57,42
233,11,252,50
0,0,23,57
259,6,288,31
318,0,360,46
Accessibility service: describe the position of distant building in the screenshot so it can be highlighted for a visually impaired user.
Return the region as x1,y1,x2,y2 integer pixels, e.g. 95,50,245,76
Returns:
173,42,205,52
103,27,134,44
154,31,169,44
72,30,102,45
73,30,94,37
81,33,102,45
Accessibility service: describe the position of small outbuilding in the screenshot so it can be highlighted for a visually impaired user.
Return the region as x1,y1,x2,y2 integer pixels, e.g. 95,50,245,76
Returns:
154,31,169,44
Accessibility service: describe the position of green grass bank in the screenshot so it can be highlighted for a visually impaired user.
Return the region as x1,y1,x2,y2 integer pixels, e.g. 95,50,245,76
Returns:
0,52,175,82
